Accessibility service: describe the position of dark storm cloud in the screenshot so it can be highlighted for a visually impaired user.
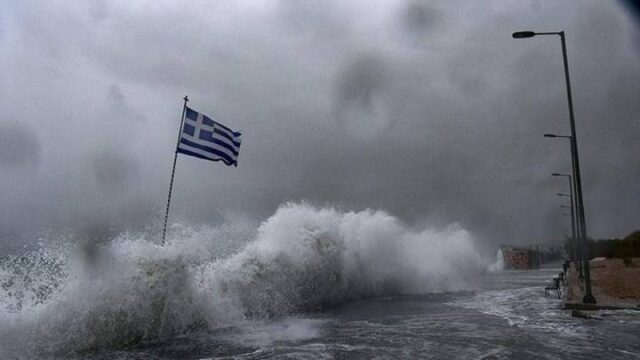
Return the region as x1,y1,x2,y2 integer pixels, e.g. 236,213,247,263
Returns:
0,122,40,168
400,1,441,35
337,54,386,109
92,151,138,194
1,0,638,252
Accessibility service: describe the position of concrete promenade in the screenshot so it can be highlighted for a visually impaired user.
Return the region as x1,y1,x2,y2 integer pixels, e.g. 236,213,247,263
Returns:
564,260,640,311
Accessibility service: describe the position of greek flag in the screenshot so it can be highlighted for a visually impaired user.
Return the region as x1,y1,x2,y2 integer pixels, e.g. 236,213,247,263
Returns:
177,107,242,166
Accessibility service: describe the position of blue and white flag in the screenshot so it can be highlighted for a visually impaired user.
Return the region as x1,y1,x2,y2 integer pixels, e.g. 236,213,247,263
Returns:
177,107,242,166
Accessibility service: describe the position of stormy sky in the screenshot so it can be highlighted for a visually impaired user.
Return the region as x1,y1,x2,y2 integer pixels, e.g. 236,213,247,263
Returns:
0,0,638,252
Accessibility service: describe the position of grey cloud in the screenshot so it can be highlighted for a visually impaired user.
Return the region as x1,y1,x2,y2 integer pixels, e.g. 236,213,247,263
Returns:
92,151,138,194
0,0,638,253
88,0,109,22
337,54,387,109
0,122,40,168
400,1,441,35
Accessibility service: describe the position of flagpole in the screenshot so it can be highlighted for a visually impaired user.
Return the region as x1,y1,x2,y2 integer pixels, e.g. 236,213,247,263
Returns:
162,95,189,244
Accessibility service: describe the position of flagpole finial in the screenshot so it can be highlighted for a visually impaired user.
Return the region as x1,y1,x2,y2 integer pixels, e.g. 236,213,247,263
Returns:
183,95,189,102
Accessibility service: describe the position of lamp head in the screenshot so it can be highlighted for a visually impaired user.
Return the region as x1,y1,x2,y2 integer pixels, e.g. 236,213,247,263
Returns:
512,31,536,39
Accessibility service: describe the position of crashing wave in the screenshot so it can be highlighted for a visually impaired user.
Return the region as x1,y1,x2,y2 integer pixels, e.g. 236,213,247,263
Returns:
0,203,487,356
488,248,505,272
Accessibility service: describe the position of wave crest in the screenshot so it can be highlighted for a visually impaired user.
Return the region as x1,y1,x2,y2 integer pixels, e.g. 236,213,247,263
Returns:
0,203,487,355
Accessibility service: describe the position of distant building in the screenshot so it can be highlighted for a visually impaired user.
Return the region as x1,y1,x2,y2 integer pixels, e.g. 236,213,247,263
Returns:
500,246,540,269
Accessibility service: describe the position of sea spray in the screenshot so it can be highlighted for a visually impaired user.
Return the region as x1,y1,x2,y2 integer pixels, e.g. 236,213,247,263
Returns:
0,202,488,356
488,248,505,272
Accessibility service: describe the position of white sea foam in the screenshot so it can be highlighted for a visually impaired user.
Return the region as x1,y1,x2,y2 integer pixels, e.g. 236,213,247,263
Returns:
487,248,505,272
0,203,487,356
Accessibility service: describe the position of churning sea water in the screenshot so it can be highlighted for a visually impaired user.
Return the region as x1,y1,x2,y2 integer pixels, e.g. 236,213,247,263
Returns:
0,203,638,359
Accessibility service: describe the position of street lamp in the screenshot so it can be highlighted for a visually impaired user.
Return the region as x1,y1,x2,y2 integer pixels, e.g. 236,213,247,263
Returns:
548,143,582,252
554,174,583,278
547,136,579,230
512,31,536,38
513,30,596,303
544,134,571,139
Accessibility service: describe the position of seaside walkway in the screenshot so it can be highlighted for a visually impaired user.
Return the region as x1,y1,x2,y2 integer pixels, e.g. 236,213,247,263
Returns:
564,259,640,311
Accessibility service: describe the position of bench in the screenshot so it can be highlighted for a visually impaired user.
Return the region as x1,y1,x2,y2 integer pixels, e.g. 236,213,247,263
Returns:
545,278,561,299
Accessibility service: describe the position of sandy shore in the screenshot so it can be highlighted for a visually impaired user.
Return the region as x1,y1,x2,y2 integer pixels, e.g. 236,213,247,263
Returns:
565,257,640,309
590,257,640,300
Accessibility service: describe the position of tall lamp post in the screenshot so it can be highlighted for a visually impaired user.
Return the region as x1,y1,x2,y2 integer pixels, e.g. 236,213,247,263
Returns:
546,135,580,240
553,173,583,278
547,136,583,276
560,206,575,259
513,30,596,303
546,135,578,224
